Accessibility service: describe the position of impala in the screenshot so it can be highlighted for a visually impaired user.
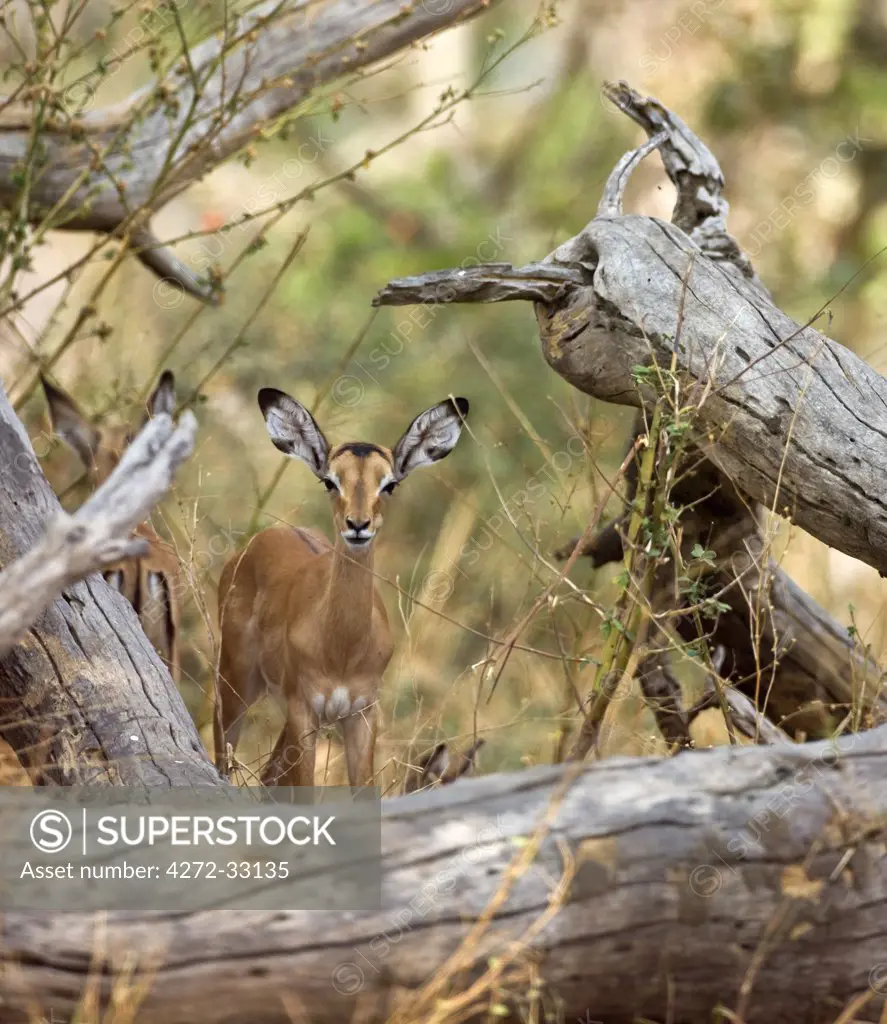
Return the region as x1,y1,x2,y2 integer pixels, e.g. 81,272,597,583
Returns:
41,371,183,682
215,389,469,787
402,739,485,794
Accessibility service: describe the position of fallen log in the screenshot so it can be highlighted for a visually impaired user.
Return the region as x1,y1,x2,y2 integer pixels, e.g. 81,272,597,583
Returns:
1,730,886,1024
0,0,495,301
375,82,887,571
0,76,884,1024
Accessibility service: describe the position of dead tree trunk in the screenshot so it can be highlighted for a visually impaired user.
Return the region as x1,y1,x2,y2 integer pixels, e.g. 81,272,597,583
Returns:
0,0,495,301
374,81,887,739
0,384,219,785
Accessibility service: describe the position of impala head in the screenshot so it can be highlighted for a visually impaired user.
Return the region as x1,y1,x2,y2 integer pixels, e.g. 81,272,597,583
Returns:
258,389,469,550
42,371,176,486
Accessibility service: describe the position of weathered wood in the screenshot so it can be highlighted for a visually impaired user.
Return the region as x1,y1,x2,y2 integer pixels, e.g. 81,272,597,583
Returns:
0,74,884,1024
0,0,495,299
706,682,794,745
535,212,887,574
681,648,794,746
681,550,886,736
378,228,887,571
559,506,886,737
1,733,886,1024
601,80,762,286
375,83,887,577
0,384,219,785
637,653,694,748
375,82,887,739
373,262,587,306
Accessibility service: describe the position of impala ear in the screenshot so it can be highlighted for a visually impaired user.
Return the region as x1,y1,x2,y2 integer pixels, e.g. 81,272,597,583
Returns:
459,738,485,778
258,388,329,477
40,375,100,468
418,742,450,783
392,397,468,481
146,370,176,418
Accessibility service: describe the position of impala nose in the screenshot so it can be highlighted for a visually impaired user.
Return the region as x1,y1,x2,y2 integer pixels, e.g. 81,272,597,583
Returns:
343,517,374,546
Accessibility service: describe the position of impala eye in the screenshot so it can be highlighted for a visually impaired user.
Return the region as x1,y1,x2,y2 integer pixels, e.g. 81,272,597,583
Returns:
380,480,398,496
322,478,339,493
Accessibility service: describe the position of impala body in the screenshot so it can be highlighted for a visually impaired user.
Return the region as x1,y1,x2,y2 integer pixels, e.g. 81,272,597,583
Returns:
41,371,182,681
215,389,469,788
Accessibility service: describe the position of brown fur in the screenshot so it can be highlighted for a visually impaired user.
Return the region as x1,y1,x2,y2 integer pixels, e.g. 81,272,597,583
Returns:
216,520,391,787
216,391,469,788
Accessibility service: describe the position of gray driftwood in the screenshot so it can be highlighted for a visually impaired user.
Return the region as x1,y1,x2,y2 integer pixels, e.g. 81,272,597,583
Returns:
636,651,793,749
375,81,887,739
0,384,218,785
0,0,494,301
1,732,886,1024
375,82,887,571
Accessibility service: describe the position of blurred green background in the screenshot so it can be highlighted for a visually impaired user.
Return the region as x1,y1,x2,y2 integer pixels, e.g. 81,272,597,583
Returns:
5,0,887,788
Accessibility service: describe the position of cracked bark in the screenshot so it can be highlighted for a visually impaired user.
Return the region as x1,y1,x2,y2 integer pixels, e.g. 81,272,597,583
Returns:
0,407,196,657
0,80,885,1024
375,83,887,569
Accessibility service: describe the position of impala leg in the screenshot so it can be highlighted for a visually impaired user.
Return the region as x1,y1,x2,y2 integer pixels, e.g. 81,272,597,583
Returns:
259,727,291,786
214,646,260,774
269,697,317,788
342,705,376,789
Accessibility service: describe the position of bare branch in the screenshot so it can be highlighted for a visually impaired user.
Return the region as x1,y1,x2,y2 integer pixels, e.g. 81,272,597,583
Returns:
688,677,794,746
373,262,587,307
601,79,760,283
597,129,667,217
0,409,196,657
130,228,221,306
0,0,496,300
637,654,693,749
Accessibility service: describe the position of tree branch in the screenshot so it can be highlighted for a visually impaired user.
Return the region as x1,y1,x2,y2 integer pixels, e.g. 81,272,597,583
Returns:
130,227,222,306
373,261,587,306
637,653,693,749
600,80,762,284
0,0,496,300
0,409,196,657
375,83,887,578
597,128,667,217
684,648,794,747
